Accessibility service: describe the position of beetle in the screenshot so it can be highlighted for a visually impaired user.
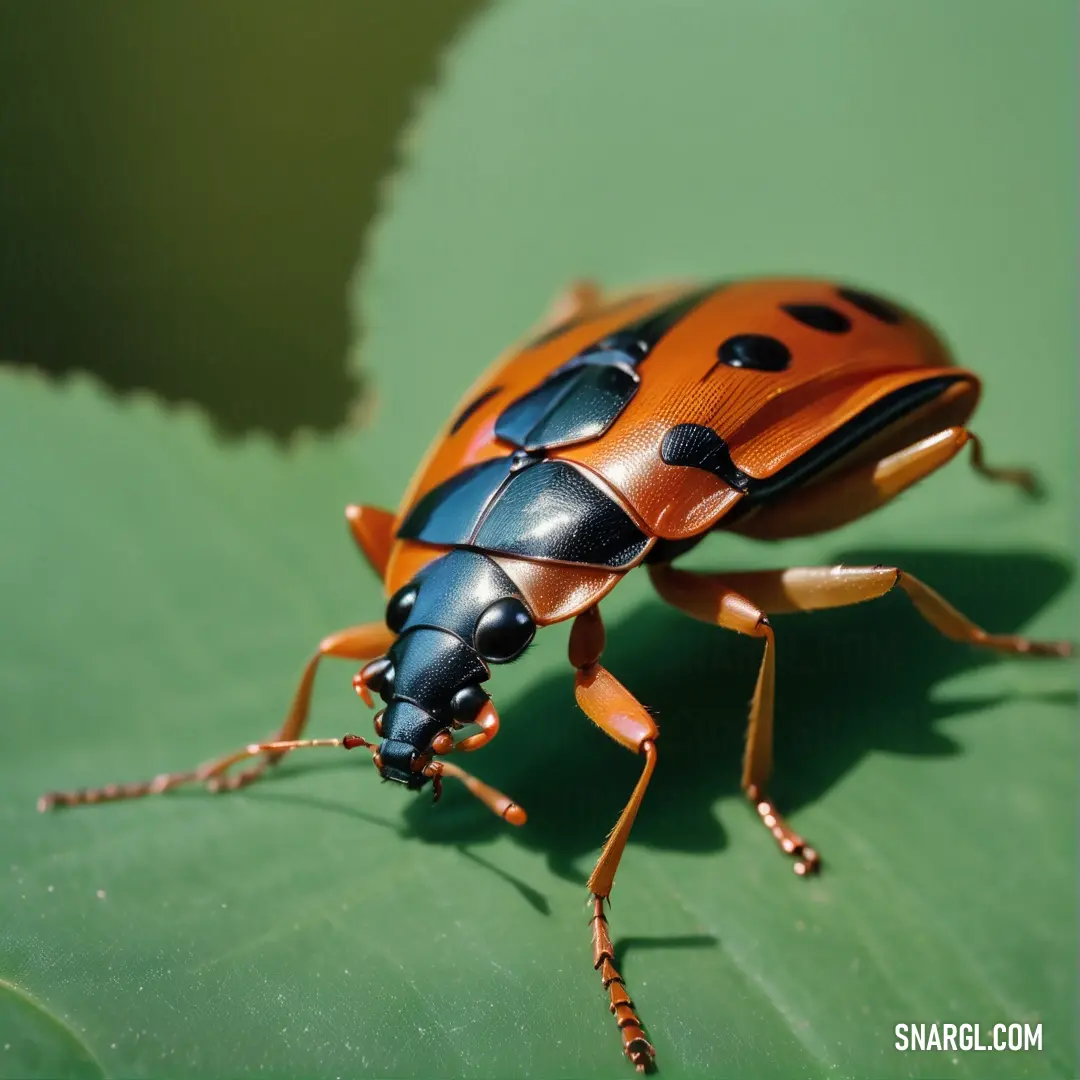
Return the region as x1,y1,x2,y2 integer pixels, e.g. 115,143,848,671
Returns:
40,278,1073,1072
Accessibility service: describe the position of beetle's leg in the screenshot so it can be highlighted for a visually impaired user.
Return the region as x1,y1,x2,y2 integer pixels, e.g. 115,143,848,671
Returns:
542,279,604,326
569,606,657,1073
649,560,1072,871
344,504,397,576
733,427,971,540
732,426,1040,542
647,566,819,875
201,620,396,792
702,565,1073,659
966,432,1040,497
39,621,396,810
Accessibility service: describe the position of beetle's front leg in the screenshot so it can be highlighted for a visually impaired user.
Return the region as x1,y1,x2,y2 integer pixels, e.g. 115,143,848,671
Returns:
570,606,657,1073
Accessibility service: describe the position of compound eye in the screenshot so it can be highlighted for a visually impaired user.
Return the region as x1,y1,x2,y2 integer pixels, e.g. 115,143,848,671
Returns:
474,597,535,663
385,584,418,634
450,685,489,724
358,656,395,703
376,663,396,704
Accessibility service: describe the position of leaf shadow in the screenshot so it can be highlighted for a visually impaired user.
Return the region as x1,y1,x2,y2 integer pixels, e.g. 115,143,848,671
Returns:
397,547,1074,886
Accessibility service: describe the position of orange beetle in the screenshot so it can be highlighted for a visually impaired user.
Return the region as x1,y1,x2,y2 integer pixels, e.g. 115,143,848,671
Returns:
41,279,1073,1072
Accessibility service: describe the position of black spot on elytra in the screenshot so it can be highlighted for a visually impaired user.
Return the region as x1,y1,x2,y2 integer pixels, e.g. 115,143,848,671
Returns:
450,386,503,434
781,303,851,334
707,333,791,376
837,287,902,325
660,423,751,492
589,286,717,367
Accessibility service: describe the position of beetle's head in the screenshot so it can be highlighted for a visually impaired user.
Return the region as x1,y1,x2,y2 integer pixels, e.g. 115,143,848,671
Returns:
354,551,535,791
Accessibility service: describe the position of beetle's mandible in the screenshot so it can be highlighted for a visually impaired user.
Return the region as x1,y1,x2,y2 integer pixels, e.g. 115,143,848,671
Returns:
40,278,1074,1072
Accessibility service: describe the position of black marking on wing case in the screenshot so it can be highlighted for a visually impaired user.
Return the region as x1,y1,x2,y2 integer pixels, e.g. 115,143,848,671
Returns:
396,457,513,546
397,456,650,569
496,285,718,453
705,334,791,378
836,286,902,325
494,364,639,452
660,423,751,492
781,303,851,334
525,312,595,350
473,460,649,568
522,294,638,350
585,285,718,367
450,386,503,434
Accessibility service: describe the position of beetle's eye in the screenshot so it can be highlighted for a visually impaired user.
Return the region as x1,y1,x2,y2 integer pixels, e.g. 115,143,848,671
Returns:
377,663,396,704
360,656,393,694
450,685,488,724
385,584,418,634
474,597,535,663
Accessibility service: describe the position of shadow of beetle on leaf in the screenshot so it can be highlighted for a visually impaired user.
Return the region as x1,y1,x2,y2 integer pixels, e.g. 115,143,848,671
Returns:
396,547,1073,886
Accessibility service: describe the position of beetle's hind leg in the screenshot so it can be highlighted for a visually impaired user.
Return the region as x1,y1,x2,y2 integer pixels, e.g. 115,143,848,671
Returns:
39,621,395,811
966,432,1042,497
708,564,1073,660
649,562,1072,873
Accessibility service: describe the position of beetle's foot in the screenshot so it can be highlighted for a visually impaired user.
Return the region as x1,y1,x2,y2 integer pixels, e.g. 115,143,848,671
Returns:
983,633,1074,659
746,786,820,876
591,895,657,1072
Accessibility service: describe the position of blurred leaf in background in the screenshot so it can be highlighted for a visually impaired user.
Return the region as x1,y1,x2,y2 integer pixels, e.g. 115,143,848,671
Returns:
2,2,1075,1079
0,0,484,439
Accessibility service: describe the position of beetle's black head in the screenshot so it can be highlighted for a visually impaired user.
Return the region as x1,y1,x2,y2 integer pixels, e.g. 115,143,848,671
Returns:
357,551,535,789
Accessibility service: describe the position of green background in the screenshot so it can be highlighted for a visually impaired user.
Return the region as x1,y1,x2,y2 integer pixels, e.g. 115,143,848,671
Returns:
1,2,1075,1078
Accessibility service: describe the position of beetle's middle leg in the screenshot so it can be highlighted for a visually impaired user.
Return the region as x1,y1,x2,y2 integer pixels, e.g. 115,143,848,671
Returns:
39,621,395,810
569,605,658,1073
647,565,820,875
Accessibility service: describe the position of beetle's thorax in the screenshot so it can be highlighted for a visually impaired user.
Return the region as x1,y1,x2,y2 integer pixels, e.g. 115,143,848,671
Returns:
367,550,535,788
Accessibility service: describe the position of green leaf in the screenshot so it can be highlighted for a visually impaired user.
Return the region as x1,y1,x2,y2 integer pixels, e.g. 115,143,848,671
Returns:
0,979,105,1080
3,2,1075,1079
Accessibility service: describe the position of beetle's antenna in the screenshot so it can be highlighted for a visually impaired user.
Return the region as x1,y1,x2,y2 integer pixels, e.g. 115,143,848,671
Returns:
38,735,379,811
210,733,379,768
423,759,527,826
